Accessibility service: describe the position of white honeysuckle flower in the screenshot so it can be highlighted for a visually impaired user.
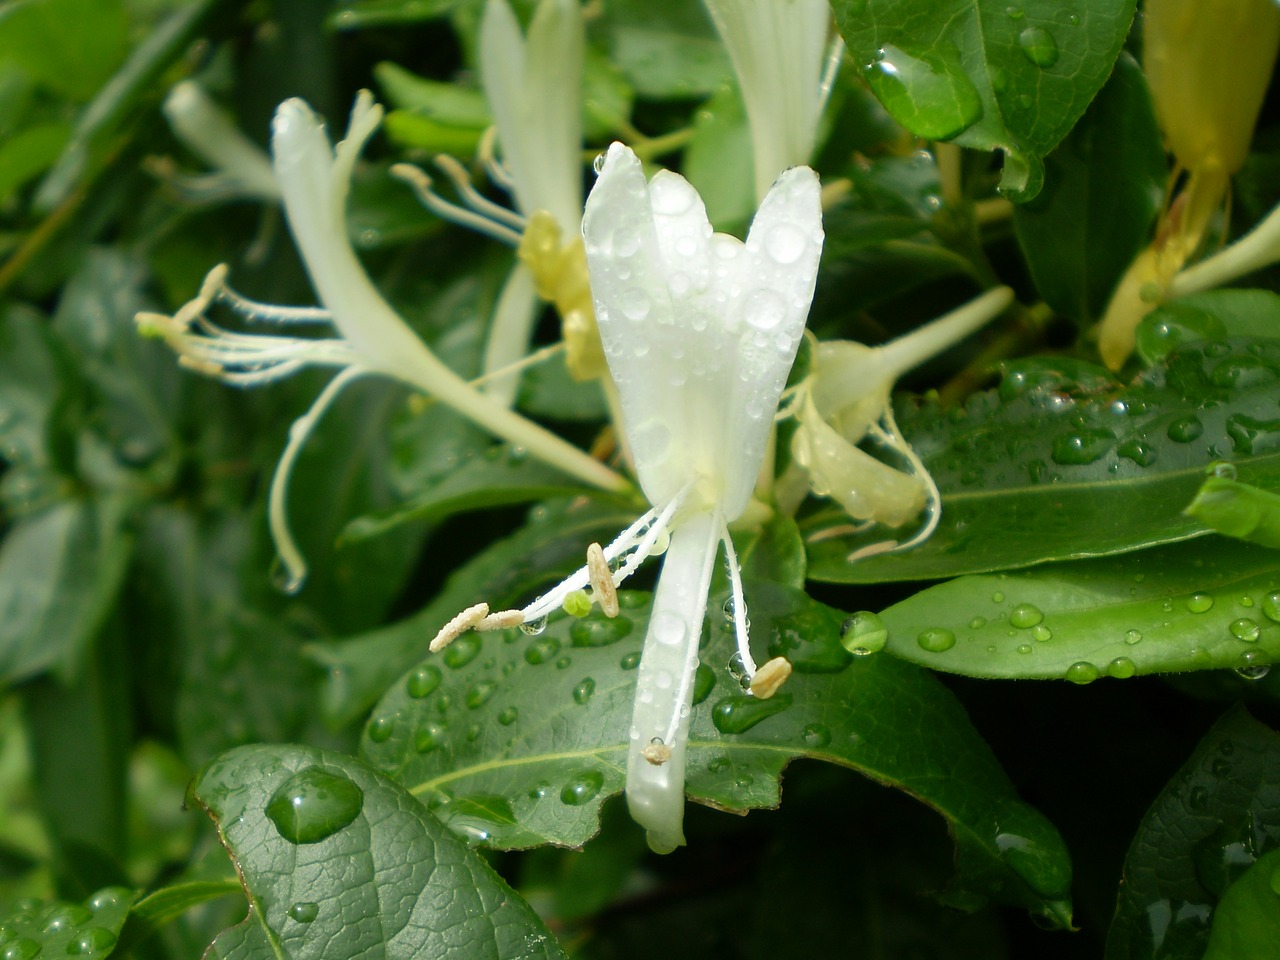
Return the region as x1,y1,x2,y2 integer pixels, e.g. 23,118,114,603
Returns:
138,92,624,591
394,0,594,405
160,81,281,202
437,143,823,853
789,286,1014,559
703,0,837,201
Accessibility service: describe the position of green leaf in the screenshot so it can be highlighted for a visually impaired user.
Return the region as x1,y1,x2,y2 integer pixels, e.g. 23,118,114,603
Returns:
1013,53,1165,325
310,497,639,729
0,302,64,472
833,0,1137,200
328,0,461,29
361,582,1073,925
1136,290,1280,366
0,887,136,959
1105,708,1280,960
1186,473,1280,548
601,0,733,98
0,0,127,101
806,340,1280,583
880,536,1280,681
375,61,490,125
0,121,70,202
683,81,754,229
0,498,133,685
1202,848,1280,960
341,445,597,545
188,744,567,960
117,879,243,953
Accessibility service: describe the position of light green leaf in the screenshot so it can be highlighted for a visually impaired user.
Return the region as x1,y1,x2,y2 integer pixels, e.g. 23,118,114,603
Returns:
683,81,754,229
833,0,1137,200
1105,708,1280,960
362,583,1073,925
0,121,70,202
1202,848,1280,960
1186,473,1280,548
880,537,1280,681
0,0,127,101
1136,290,1280,366
188,744,567,960
0,887,136,959
601,0,732,98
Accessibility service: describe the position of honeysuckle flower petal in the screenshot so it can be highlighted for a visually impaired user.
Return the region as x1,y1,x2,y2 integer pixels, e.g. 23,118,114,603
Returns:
140,93,625,590
161,81,280,202
479,0,584,231
703,0,834,200
437,144,823,853
790,286,1014,557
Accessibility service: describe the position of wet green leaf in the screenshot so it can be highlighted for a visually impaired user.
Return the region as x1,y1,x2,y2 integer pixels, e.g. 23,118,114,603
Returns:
0,886,136,959
1202,847,1280,960
880,537,1280,681
1014,54,1165,325
188,744,567,960
1136,290,1280,366
833,0,1137,200
807,340,1280,582
362,583,1073,925
1186,474,1280,548
1105,708,1280,960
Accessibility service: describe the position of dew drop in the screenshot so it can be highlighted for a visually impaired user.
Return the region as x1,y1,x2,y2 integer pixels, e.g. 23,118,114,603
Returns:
743,289,787,331
711,694,791,734
1031,624,1052,642
1168,416,1204,443
570,615,632,648
620,650,641,670
497,706,519,726
265,768,364,844
1124,629,1143,645
1118,439,1158,466
992,591,1006,603
466,679,498,709
1017,26,1059,67
415,722,447,753
1230,618,1261,642
572,678,596,705
519,616,548,637
916,628,956,652
287,902,319,924
1065,661,1099,685
863,43,983,140
67,927,117,954
651,611,688,647
524,635,561,664
648,174,696,215
367,716,394,743
269,556,305,595
1016,643,1033,655
969,616,988,629
1186,593,1214,614
555,655,572,669
620,288,650,321
1107,657,1137,679
801,723,831,748
2,939,40,960
87,889,125,913
560,770,604,806
592,153,607,174
692,663,716,704
763,222,807,264
407,665,441,699
840,611,888,656
1235,661,1271,681
1051,428,1113,465
1009,603,1044,629
1262,591,1280,623
443,634,482,668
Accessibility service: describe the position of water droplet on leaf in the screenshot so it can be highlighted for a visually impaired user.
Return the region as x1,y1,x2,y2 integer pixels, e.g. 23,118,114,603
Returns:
407,665,441,698
1017,26,1059,67
917,628,956,652
1065,662,1098,685
863,43,983,140
524,636,561,664
560,770,604,806
711,694,791,734
1230,618,1261,642
839,611,887,656
572,678,596,705
1009,603,1044,629
266,768,364,844
570,615,632,647
287,902,319,924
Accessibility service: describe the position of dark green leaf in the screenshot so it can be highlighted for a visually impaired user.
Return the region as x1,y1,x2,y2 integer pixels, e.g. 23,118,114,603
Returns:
362,583,1073,925
310,497,639,729
0,886,136,959
1014,54,1165,324
1136,290,1280,366
0,121,70,202
807,340,1280,582
833,0,1137,200
341,444,597,544
188,744,567,960
329,0,461,29
879,536,1280,681
601,0,732,98
1105,708,1280,960
1202,847,1280,960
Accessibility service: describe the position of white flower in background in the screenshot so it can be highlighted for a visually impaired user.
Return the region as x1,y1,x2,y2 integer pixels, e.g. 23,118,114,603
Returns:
788,286,1014,558
703,0,837,200
436,143,823,853
395,0,599,405
159,81,281,203
138,92,623,590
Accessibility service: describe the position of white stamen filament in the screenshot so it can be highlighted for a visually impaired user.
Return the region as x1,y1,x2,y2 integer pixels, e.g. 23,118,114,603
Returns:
390,162,525,246
719,521,757,680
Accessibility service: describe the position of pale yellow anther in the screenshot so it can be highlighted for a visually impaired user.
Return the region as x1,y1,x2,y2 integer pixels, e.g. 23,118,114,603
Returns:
749,657,792,699
475,608,526,631
177,355,224,377
429,602,490,652
586,542,619,617
388,162,432,192
641,740,671,765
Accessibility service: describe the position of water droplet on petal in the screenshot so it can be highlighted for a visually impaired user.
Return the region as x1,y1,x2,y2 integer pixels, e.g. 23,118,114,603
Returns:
519,616,548,636
743,289,787,331
651,611,687,646
763,222,807,264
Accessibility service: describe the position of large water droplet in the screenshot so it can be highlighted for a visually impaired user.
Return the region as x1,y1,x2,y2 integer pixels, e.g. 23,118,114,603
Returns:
497,706,519,726
743,289,787,331
572,678,596,705
1167,416,1203,443
917,628,956,652
763,222,808,264
519,615,548,636
863,44,983,140
570,615,632,648
266,768,364,844
1017,26,1059,67
1230,618,1261,642
367,716,395,743
1118,439,1158,467
649,174,696,215
1107,657,1137,679
444,634,482,669
3,938,40,960
67,927,117,954
840,611,888,656
466,679,497,709
43,906,91,934
1124,629,1143,645
1262,591,1280,622
711,694,791,734
560,769,604,805
620,288,650,322
1009,603,1044,629
415,722,447,754
1065,662,1098,685
287,902,319,924
1187,593,1214,614
1052,428,1113,465
650,611,688,647
407,665,441,699
524,635,561,665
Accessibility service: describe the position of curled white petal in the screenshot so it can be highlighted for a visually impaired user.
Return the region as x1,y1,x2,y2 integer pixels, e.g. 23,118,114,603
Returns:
163,81,280,201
